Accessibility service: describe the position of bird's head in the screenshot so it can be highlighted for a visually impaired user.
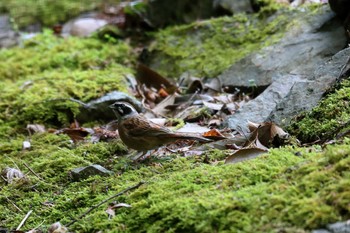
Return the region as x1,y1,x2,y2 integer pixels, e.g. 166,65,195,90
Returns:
109,101,138,120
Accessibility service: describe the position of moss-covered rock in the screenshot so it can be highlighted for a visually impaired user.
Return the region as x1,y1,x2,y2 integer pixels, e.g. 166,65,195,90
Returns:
146,7,291,78
288,79,350,142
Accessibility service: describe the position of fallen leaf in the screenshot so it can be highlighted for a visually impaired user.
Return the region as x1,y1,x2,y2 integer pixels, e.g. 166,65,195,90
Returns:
225,148,268,164
208,118,221,127
186,78,203,94
248,122,290,147
136,63,177,93
176,123,210,134
110,203,132,209
151,94,176,116
26,124,46,133
205,77,221,92
203,129,226,139
106,206,115,218
158,88,169,98
2,167,28,184
48,222,67,233
203,101,224,111
56,128,94,143
91,127,119,142
106,203,132,218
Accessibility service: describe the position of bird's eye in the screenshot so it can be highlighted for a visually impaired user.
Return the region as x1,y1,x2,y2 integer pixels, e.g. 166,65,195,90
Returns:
117,106,124,115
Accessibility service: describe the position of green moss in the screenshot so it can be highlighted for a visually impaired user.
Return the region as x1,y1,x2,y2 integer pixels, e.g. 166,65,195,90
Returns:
0,0,106,28
288,79,350,142
0,30,134,131
147,8,292,78
1,133,349,232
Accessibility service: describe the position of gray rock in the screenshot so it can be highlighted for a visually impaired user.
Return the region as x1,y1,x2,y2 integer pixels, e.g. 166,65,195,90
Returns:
223,6,348,130
270,47,350,125
327,221,350,233
226,74,304,131
219,6,345,87
0,15,18,48
70,164,113,181
312,220,350,233
312,230,331,233
61,12,108,37
75,91,142,123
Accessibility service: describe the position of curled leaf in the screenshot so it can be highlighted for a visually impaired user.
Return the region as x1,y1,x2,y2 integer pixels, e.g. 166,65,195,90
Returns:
26,124,46,133
225,148,268,164
2,167,28,184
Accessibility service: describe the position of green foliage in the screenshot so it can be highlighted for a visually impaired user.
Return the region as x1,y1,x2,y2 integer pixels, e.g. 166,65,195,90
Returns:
288,79,350,142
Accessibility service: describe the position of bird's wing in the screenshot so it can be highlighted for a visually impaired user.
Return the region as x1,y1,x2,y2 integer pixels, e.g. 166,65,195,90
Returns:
121,117,173,137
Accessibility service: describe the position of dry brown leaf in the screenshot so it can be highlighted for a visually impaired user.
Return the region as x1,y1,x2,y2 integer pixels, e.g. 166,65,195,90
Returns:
136,63,177,93
247,121,260,132
203,129,226,139
270,123,289,139
151,94,176,117
205,77,221,92
158,88,169,98
208,118,221,127
56,127,94,143
186,79,203,94
91,127,119,142
246,122,289,147
225,148,268,164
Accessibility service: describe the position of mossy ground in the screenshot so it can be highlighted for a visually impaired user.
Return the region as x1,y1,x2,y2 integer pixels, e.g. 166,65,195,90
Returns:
288,79,350,142
0,30,134,136
0,2,349,232
1,132,350,232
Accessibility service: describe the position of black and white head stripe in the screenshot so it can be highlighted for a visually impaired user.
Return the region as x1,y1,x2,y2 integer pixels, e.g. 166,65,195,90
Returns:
110,102,136,117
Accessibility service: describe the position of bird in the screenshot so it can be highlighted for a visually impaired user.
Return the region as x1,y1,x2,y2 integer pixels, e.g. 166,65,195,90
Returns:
109,101,210,154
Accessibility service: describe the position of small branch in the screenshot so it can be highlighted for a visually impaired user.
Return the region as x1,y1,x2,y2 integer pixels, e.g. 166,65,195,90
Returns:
16,210,32,230
23,162,43,181
5,195,22,212
66,181,145,227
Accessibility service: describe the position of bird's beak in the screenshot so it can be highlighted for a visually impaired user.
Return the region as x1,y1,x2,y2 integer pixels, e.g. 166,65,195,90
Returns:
109,103,116,109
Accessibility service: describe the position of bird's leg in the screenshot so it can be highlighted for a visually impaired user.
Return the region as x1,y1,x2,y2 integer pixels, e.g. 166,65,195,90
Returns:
132,150,151,161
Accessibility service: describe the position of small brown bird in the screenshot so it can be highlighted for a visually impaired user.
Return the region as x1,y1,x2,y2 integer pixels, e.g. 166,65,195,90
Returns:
109,101,210,153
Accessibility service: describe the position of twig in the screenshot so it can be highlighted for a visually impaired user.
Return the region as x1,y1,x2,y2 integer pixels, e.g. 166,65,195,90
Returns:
23,162,43,181
4,195,22,212
66,181,145,227
16,210,32,230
